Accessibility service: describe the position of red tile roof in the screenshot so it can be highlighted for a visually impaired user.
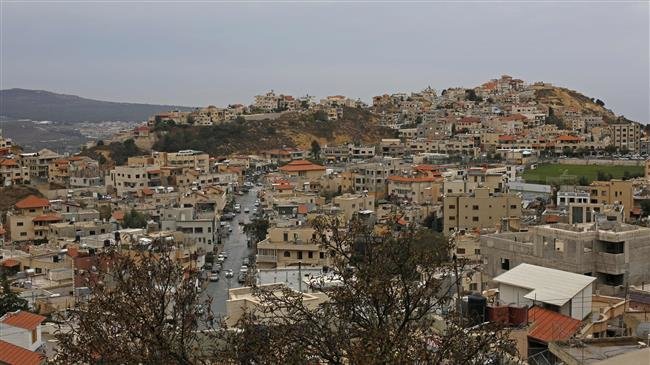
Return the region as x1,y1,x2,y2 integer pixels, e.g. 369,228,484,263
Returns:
0,340,44,365
502,114,528,121
1,310,46,330
1,259,20,268
557,135,581,142
112,211,125,221
499,135,518,142
279,160,326,172
15,195,49,209
297,204,308,214
0,159,19,167
527,306,581,343
545,215,560,223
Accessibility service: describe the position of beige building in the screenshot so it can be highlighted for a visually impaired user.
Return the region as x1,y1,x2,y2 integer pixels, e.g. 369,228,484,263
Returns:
0,158,30,185
278,160,326,182
610,122,641,152
152,150,210,172
19,149,62,180
443,188,522,235
332,193,375,222
588,180,634,221
107,165,162,197
7,195,62,242
387,175,439,205
256,221,327,269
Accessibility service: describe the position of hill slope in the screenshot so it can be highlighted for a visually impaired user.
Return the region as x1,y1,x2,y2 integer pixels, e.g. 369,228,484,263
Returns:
0,88,193,123
534,86,620,122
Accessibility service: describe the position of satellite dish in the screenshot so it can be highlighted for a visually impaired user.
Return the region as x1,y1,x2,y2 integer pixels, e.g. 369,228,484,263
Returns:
636,323,650,338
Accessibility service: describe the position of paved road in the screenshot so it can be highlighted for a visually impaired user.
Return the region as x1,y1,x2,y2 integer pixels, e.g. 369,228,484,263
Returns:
204,187,259,316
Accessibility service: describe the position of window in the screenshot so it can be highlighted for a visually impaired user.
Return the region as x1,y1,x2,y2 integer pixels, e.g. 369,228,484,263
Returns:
319,252,325,259
283,251,291,257
297,251,303,260
472,205,479,210
449,205,456,209
308,251,313,259
20,232,27,236
472,217,479,222
456,248,466,254
29,209,36,213
500,258,510,270
283,233,288,242
449,216,455,221
474,249,481,255
469,283,478,291
32,329,37,343
510,205,517,209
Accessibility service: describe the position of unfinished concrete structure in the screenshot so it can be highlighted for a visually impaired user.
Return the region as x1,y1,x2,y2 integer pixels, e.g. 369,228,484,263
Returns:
481,222,650,296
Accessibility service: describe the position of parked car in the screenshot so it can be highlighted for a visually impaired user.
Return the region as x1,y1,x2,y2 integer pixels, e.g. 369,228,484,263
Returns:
243,258,250,266
203,263,213,271
217,254,225,263
237,272,246,284
222,251,228,259
244,208,250,213
212,263,221,273
224,269,234,278
209,274,220,282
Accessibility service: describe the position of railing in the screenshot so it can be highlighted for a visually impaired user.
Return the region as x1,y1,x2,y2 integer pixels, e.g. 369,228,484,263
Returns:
256,254,277,263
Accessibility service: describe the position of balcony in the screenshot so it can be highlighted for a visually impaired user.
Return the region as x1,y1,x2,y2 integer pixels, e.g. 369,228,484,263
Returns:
595,252,626,275
256,254,277,264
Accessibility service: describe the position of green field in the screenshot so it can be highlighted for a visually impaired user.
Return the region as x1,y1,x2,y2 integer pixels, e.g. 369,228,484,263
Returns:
522,163,644,185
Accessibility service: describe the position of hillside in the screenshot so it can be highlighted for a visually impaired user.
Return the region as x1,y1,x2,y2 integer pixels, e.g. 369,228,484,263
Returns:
0,88,193,123
82,108,394,162
0,185,43,215
153,107,395,156
533,86,620,122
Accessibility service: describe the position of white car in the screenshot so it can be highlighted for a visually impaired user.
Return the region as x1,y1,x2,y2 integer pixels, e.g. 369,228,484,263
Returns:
224,269,234,278
217,255,225,263
209,274,220,282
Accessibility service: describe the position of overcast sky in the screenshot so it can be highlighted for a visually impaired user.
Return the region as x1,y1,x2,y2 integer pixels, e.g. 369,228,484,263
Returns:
1,1,649,122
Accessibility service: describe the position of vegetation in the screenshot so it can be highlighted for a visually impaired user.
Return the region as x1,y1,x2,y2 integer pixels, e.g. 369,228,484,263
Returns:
0,274,29,316
523,164,644,184
0,185,43,216
122,208,148,228
243,218,270,243
53,252,206,364
216,217,516,363
81,138,143,166
310,140,321,159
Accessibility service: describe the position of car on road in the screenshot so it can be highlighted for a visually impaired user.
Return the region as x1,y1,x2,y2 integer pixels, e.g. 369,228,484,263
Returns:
243,258,250,266
237,272,246,284
217,254,225,263
209,274,220,282
203,263,213,271
244,208,250,213
222,251,228,259
234,204,241,213
212,263,221,273
224,269,234,278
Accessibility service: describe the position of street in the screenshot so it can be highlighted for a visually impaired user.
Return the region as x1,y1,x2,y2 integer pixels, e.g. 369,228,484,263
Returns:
203,186,259,316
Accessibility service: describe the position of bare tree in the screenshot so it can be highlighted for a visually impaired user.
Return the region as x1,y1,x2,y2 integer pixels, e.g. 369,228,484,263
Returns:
53,250,208,365
215,217,518,364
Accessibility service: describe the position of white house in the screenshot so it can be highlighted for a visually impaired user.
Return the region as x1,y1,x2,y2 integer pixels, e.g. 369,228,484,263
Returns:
0,310,46,352
492,263,595,320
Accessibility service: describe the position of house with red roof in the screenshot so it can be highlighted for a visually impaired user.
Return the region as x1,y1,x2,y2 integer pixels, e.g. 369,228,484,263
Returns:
0,310,46,352
7,195,62,242
0,340,45,365
278,160,326,181
0,158,30,185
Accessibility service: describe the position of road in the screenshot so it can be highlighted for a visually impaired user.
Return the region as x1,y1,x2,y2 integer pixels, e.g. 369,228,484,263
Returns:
203,186,259,316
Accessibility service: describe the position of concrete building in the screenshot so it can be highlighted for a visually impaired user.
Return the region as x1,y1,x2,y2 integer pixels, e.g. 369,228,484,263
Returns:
107,165,162,197
481,222,650,296
160,207,217,251
153,150,210,172
387,175,439,205
0,310,46,352
588,180,634,221
19,149,61,181
492,263,594,320
7,195,62,242
443,188,522,235
332,193,375,222
610,122,641,153
256,220,327,269
0,158,30,185
278,160,326,182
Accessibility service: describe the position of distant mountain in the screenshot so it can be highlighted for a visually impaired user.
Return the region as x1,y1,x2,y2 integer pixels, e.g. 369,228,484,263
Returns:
0,88,194,123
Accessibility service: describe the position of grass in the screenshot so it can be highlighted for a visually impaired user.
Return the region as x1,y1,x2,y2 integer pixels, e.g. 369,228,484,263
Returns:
522,164,644,185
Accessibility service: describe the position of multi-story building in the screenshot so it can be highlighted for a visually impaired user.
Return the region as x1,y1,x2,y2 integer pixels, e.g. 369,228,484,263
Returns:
253,91,280,112
256,220,327,269
0,158,30,185
481,222,650,296
332,193,375,222
588,180,634,221
152,150,210,172
107,165,162,197
19,149,62,181
7,195,62,242
387,175,439,205
610,122,641,153
443,188,522,235
160,207,217,251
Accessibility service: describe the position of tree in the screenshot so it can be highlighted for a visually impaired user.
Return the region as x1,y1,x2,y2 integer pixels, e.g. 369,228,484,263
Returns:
314,110,328,122
640,200,650,217
98,205,112,221
53,251,207,364
216,218,517,363
244,218,270,243
595,99,605,107
123,208,148,228
0,274,28,316
604,144,617,155
310,140,321,160
578,175,590,186
96,140,104,146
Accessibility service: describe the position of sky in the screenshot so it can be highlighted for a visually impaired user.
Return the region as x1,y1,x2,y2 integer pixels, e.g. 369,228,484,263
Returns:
1,1,649,122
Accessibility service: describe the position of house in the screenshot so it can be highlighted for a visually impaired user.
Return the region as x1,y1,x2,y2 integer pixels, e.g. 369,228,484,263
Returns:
278,160,326,181
492,264,594,320
0,158,30,185
0,310,46,352
7,195,62,242
443,188,522,235
0,340,45,365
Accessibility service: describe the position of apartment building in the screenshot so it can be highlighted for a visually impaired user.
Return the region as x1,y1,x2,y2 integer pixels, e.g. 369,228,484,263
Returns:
610,122,641,152
256,220,327,269
7,195,62,242
47,156,99,187
19,149,61,181
107,165,162,197
0,158,30,185
160,207,217,250
153,150,210,172
481,222,650,296
387,175,439,205
332,193,375,222
278,160,326,182
443,188,522,235
253,91,280,112
588,180,634,221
